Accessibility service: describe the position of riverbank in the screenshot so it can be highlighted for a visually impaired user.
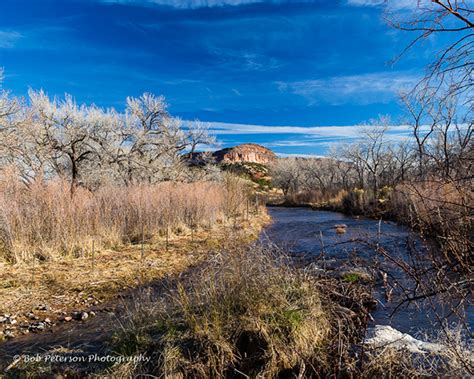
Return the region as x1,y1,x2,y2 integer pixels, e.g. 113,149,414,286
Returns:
2,207,472,377
2,242,376,378
0,212,269,343
264,190,386,218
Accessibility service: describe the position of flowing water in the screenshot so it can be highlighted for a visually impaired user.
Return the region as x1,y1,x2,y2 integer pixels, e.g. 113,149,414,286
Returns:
1,206,471,372
260,206,473,338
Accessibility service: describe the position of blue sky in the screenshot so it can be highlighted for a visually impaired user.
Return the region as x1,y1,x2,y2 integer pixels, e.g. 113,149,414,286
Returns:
0,0,450,155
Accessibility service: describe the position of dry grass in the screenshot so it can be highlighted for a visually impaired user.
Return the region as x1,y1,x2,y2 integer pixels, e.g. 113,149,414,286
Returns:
276,189,348,209
0,175,250,264
0,207,269,326
391,178,473,271
0,172,265,328
109,246,367,378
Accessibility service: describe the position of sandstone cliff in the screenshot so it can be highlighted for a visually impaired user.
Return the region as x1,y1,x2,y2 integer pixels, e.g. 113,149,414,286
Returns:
188,143,276,165
213,144,276,164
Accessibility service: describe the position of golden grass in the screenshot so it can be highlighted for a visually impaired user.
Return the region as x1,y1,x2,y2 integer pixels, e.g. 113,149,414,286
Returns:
0,211,269,324
0,176,251,264
109,245,366,378
0,172,266,325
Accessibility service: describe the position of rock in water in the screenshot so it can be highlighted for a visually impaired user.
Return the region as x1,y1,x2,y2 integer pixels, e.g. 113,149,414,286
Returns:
334,224,347,234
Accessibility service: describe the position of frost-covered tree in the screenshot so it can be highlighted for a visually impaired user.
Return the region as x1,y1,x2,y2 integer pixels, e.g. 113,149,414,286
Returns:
120,96,215,184
1,84,217,190
27,90,109,193
0,69,22,176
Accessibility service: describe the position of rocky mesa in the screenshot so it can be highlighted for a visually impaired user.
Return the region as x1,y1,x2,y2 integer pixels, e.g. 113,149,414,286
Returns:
214,143,276,164
189,143,276,165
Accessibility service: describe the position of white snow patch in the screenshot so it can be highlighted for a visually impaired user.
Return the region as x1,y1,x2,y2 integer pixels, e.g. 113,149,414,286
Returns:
365,325,444,354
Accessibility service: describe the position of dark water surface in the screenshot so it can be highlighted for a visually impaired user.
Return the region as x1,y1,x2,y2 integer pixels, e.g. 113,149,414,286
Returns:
260,207,473,338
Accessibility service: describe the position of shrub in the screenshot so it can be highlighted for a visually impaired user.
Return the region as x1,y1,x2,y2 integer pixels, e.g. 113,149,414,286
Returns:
110,246,364,378
390,179,473,271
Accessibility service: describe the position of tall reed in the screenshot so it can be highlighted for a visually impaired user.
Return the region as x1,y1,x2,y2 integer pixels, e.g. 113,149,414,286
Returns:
0,176,248,263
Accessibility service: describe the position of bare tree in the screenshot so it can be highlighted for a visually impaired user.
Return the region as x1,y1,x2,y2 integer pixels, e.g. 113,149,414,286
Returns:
339,118,393,195
389,1,473,181
2,91,218,190
388,0,473,98
0,69,21,174
126,92,169,132
123,95,215,184
28,90,108,194
387,140,415,183
270,158,303,197
0,70,18,121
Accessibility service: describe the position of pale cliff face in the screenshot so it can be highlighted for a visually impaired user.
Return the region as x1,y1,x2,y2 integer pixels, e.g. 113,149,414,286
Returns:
187,144,276,165
219,144,276,164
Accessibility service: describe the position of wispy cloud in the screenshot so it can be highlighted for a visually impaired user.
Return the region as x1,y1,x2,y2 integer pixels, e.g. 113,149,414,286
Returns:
204,45,282,71
267,140,326,147
0,31,22,48
99,0,283,8
98,0,428,10
277,152,326,158
345,0,431,10
188,121,425,155
192,120,431,137
346,0,385,6
195,121,366,136
277,71,419,105
231,88,242,96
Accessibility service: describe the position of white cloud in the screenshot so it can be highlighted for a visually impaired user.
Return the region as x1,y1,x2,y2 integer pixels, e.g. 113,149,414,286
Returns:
190,120,434,138
345,0,445,10
0,31,22,48
346,0,416,8
187,120,447,155
277,71,419,105
101,0,436,8
99,0,275,8
277,152,326,158
267,140,330,147
231,88,242,96
346,0,385,6
194,121,367,136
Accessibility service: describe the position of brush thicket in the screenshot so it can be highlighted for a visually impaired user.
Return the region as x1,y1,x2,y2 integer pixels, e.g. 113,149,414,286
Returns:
0,175,250,263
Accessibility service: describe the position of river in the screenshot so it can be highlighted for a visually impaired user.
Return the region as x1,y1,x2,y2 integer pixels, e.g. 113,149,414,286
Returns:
0,206,471,374
260,206,473,339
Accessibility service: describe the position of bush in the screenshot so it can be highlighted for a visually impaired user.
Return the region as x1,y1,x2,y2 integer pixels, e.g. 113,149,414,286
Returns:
389,179,473,271
110,246,365,378
342,188,371,214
